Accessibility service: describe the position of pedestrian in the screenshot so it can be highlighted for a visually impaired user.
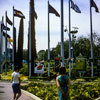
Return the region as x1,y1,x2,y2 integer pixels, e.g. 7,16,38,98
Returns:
11,66,21,100
56,66,70,100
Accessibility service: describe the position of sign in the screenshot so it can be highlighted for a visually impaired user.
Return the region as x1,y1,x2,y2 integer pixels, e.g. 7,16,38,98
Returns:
34,62,44,74
54,57,61,72
75,57,86,71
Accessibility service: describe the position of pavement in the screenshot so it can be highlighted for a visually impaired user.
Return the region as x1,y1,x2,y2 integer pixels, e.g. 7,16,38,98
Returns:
0,81,41,100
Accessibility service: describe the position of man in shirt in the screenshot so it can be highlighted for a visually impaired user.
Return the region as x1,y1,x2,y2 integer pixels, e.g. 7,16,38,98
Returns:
12,67,21,100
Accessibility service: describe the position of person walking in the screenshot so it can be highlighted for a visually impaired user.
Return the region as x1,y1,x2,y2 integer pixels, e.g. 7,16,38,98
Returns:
56,66,70,100
11,66,21,100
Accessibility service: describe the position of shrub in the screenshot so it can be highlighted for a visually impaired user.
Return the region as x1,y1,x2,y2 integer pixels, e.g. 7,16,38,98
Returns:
22,82,100,100
19,64,28,75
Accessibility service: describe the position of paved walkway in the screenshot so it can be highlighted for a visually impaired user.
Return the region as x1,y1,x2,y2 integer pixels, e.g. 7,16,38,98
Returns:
0,81,35,100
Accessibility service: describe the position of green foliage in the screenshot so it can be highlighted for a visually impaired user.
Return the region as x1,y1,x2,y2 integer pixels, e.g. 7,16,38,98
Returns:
70,83,100,100
21,81,100,100
42,67,57,79
85,66,97,77
21,82,58,100
71,68,80,78
19,64,28,75
37,50,45,59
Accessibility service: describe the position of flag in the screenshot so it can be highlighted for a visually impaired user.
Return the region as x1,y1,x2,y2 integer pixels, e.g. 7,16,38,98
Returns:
2,31,11,38
1,23,10,31
8,38,13,43
71,0,81,13
14,9,25,19
6,15,13,26
49,4,60,17
91,0,99,12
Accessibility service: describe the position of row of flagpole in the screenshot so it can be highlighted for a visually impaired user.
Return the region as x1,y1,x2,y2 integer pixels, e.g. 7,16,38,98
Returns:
47,0,99,77
0,0,99,78
0,6,25,74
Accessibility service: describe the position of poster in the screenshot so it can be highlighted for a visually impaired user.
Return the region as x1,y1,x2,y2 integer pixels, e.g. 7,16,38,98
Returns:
34,62,44,74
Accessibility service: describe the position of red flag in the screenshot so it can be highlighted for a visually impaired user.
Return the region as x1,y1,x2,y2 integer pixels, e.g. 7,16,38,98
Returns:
91,0,99,12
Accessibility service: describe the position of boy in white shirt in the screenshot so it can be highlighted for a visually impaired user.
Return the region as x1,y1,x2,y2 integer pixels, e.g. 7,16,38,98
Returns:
12,67,21,100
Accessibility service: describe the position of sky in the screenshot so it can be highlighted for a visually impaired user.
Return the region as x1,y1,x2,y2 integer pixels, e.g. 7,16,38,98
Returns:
0,0,100,52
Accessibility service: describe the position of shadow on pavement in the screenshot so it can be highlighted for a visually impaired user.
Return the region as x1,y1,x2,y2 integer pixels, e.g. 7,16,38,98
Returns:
0,91,5,93
0,86,5,88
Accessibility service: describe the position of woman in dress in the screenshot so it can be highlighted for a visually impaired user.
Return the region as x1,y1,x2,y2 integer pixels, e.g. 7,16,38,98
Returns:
56,67,70,100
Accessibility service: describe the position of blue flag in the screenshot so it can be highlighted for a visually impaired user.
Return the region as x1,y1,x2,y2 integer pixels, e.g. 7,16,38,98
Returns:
71,0,81,13
1,23,10,31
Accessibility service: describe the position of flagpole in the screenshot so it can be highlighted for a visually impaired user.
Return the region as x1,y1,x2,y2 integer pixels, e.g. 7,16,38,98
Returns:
48,0,50,76
61,0,64,67
1,16,4,74
90,0,94,77
69,0,71,78
5,11,7,75
0,21,1,74
29,0,32,78
0,17,3,74
12,6,14,71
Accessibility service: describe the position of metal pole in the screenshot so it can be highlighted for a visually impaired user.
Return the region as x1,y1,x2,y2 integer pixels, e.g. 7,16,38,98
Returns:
71,47,73,68
5,11,7,75
1,16,4,74
0,17,3,74
90,0,94,77
0,23,1,74
69,0,71,77
29,0,32,78
12,6,14,72
61,0,64,66
48,0,50,76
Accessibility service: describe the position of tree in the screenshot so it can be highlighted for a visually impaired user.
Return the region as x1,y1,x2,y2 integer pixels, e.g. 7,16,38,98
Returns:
92,32,100,58
74,36,91,58
37,50,45,60
28,0,37,75
64,40,69,59
16,18,24,69
50,48,57,60
14,27,16,66
23,49,28,60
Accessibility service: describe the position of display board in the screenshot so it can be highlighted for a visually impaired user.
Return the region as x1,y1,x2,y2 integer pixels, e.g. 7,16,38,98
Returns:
75,57,86,71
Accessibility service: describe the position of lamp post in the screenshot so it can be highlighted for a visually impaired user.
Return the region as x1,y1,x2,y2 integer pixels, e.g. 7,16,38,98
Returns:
64,26,78,77
70,47,73,68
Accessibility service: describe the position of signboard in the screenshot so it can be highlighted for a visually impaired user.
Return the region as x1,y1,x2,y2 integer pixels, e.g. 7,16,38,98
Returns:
75,57,86,71
54,57,61,72
34,62,44,74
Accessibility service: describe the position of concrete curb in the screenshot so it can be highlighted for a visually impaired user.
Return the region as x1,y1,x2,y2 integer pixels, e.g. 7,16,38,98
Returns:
21,89,41,100
95,97,100,100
